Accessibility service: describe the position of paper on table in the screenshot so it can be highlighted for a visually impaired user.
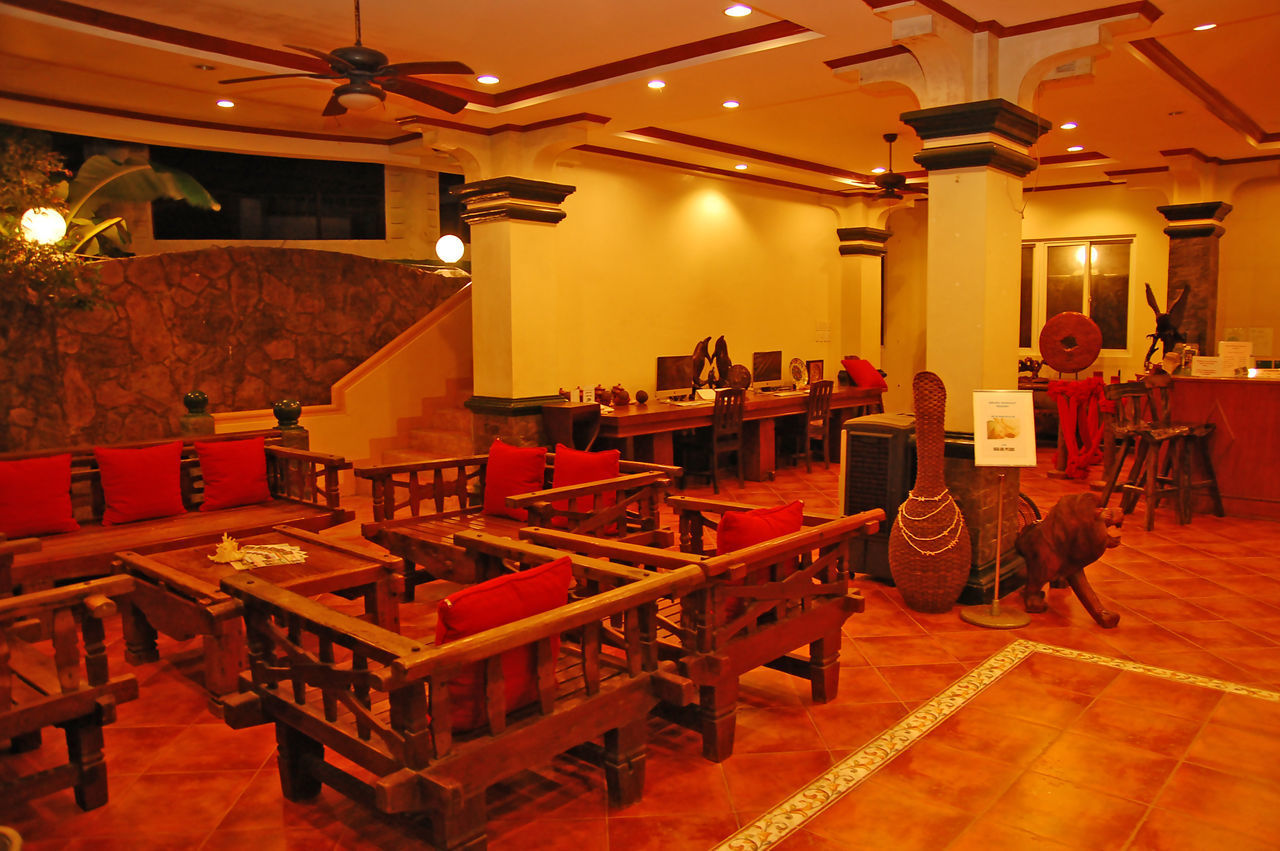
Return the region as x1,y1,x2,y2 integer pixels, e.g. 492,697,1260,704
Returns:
1219,340,1252,376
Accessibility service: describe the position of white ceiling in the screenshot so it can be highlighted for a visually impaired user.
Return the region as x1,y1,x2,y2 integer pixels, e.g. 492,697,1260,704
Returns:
1,0,1277,194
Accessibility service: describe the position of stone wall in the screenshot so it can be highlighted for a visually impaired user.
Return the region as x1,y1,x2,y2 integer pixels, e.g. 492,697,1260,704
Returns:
1,246,465,452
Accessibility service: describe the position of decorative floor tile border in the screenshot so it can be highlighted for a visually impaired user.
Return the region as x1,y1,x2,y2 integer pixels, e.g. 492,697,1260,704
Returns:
714,638,1280,851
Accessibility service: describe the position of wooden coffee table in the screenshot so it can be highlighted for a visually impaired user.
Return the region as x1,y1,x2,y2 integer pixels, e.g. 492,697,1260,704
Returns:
115,524,401,713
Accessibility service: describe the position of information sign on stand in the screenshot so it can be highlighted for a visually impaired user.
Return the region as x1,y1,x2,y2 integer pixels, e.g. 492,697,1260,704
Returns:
961,390,1036,629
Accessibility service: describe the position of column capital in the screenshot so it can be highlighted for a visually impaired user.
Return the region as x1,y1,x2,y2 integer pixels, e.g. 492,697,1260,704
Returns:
902,98,1051,147
453,176,577,225
1156,201,1233,223
836,227,891,256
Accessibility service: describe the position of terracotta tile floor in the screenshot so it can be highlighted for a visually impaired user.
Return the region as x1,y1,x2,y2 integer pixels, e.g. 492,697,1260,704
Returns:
5,447,1280,849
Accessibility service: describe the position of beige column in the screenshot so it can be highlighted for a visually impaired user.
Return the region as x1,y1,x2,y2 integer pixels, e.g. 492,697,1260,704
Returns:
833,227,890,369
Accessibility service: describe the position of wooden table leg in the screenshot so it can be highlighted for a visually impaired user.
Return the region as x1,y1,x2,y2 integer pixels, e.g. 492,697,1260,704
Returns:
203,614,246,708
120,599,159,665
743,420,776,481
650,432,675,466
365,578,400,634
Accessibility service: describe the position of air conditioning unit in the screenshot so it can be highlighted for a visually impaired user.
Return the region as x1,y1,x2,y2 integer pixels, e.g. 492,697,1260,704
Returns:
838,413,915,581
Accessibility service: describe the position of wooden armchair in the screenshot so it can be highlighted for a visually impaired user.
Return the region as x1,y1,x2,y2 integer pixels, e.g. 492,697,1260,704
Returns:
519,498,882,761
219,540,700,850
0,575,138,811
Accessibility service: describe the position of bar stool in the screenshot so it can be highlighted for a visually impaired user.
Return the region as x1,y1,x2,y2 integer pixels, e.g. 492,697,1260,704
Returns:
781,380,833,472
1098,380,1153,507
1110,372,1224,530
676,387,744,494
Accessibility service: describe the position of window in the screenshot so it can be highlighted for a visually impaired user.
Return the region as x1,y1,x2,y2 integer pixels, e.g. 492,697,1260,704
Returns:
1020,239,1132,351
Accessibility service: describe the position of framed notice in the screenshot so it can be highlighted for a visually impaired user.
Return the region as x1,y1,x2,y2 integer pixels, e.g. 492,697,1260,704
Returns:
972,390,1036,467
806,359,824,385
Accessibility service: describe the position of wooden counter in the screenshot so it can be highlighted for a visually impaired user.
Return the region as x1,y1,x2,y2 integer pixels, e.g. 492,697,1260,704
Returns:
579,386,884,481
1172,376,1280,519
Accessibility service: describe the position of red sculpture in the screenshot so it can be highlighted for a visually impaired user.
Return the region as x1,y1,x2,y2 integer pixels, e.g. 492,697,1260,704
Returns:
1016,492,1122,628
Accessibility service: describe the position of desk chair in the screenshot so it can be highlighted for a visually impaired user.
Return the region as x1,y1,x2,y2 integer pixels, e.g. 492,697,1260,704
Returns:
781,380,833,472
677,388,745,494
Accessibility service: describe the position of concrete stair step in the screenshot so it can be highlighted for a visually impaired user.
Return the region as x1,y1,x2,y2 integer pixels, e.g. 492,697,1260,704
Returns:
406,428,475,457
427,407,474,432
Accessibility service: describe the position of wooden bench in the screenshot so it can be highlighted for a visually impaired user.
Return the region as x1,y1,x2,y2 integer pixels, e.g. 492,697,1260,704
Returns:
520,497,884,761
357,452,679,596
2,430,353,595
1,574,138,810
219,539,702,850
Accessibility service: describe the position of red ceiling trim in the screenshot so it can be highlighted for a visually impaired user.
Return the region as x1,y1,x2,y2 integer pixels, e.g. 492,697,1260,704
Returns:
1160,147,1280,166
824,44,911,70
1105,165,1169,176
396,113,609,136
1040,151,1107,165
1025,180,1122,193
575,144,849,197
1131,39,1278,145
0,0,327,75
627,127,868,181
489,20,812,106
0,89,418,146
859,0,1161,38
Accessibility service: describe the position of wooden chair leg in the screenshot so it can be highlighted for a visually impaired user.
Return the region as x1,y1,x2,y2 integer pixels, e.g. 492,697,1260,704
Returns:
1144,440,1159,531
804,436,812,473
1119,440,1149,515
735,447,744,488
275,721,323,801
603,719,648,808
1193,435,1226,517
64,715,108,810
1099,438,1132,507
808,630,841,703
699,678,739,763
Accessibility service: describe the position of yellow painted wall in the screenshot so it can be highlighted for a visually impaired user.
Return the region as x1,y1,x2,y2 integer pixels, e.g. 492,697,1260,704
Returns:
549,153,843,398
882,203,928,415
1218,176,1280,359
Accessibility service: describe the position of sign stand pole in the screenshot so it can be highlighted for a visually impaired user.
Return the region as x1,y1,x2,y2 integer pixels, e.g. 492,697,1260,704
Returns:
959,470,1030,629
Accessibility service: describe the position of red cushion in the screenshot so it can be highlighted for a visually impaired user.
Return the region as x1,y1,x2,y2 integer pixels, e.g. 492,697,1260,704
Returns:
435,555,573,730
550,444,620,527
482,438,548,521
715,500,805,623
195,437,271,511
95,442,186,526
716,500,805,555
842,357,888,391
0,454,80,537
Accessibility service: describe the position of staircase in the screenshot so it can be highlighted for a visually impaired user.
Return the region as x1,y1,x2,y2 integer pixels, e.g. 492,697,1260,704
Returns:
366,378,477,470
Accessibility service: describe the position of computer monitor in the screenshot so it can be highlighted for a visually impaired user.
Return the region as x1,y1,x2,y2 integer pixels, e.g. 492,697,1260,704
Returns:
752,350,783,391
655,355,694,401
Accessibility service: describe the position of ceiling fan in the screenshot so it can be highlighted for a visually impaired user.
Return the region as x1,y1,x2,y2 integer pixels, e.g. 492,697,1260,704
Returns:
219,0,474,116
873,133,928,200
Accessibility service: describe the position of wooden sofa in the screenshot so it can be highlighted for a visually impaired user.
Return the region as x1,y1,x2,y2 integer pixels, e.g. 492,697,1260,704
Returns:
357,451,679,596
219,538,702,850
521,497,884,761
1,430,353,595
1,574,138,810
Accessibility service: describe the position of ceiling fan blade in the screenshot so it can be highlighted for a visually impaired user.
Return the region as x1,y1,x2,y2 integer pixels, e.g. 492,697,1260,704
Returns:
221,72,339,84
379,60,475,77
284,43,354,72
380,77,469,114
321,94,348,117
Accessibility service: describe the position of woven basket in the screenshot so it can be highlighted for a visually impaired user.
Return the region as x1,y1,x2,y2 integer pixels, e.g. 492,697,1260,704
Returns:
889,372,971,613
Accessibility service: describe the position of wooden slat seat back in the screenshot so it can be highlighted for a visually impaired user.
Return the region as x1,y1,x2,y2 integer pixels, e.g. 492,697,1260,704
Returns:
0,575,139,811
518,499,884,761
357,451,680,594
3,431,354,592
218,541,701,850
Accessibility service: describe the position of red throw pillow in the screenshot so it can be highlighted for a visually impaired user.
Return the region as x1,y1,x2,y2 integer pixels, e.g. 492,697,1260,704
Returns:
435,555,573,730
95,442,186,526
842,357,888,391
0,454,80,537
482,438,548,521
715,500,805,623
550,444,620,527
717,500,805,555
195,437,271,511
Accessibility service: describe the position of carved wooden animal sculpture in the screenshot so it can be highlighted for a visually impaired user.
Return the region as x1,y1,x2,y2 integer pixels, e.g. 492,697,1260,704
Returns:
711,335,731,388
1016,492,1122,628
1143,282,1189,366
691,336,712,389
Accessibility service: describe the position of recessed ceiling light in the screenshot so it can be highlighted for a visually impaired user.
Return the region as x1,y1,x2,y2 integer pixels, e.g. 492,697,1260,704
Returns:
1193,23,1216,31
215,99,235,108
722,99,740,108
647,79,666,90
871,167,887,175
1059,121,1078,130
193,63,216,71
734,163,748,170
725,4,752,17
476,74,500,85
1067,145,1084,152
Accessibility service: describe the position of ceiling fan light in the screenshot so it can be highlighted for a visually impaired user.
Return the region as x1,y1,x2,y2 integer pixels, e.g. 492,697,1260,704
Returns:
334,81,385,111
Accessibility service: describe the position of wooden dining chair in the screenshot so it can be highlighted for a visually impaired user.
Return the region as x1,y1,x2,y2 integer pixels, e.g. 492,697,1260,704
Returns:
678,388,745,494
781,380,833,472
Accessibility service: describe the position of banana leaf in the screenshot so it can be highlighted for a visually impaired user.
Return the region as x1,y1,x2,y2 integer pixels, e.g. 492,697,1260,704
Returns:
66,155,220,220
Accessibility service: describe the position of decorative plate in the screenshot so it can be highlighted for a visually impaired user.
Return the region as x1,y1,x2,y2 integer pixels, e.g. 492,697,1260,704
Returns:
727,363,752,390
790,357,807,386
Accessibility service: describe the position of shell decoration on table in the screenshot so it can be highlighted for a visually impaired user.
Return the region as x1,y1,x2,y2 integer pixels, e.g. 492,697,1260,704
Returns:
208,533,243,564
888,371,971,613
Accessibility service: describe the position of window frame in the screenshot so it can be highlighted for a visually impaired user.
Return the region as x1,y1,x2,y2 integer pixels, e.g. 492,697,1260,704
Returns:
1019,236,1136,354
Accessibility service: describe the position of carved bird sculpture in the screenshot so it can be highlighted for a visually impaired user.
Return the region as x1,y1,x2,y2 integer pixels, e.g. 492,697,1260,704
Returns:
711,335,732,388
1143,282,1189,366
691,336,712,389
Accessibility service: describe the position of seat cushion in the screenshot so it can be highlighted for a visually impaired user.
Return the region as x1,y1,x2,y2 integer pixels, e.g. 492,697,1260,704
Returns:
195,437,271,511
436,555,573,730
716,500,805,622
95,442,186,526
842,357,888,391
0,454,80,537
550,445,620,527
482,439,548,521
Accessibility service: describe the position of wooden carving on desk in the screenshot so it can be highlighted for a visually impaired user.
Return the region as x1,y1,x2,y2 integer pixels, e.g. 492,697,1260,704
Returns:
691,336,712,390
1016,492,1122,628
1143,282,1189,369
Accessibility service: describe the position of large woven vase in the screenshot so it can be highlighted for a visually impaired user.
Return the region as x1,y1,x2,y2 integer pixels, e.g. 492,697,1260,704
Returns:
889,371,971,613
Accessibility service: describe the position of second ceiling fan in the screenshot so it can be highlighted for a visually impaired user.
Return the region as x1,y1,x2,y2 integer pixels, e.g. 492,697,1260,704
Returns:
873,133,928,200
220,0,474,116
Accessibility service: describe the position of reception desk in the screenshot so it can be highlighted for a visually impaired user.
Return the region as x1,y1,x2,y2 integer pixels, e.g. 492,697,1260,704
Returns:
1173,376,1280,519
